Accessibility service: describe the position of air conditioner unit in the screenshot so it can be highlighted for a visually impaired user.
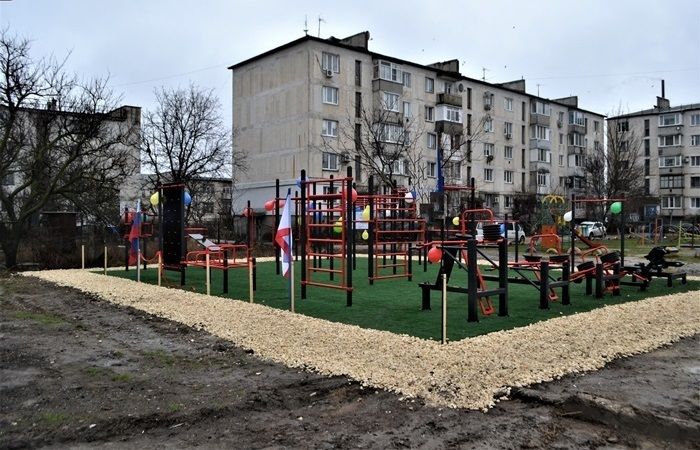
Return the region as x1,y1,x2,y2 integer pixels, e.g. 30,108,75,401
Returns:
505,133,512,140
324,69,333,78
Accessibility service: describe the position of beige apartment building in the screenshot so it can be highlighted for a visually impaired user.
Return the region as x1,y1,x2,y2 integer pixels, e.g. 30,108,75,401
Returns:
608,96,700,222
229,31,604,215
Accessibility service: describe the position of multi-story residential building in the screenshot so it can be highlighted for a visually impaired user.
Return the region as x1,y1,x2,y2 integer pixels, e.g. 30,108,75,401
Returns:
229,31,604,215
607,95,700,222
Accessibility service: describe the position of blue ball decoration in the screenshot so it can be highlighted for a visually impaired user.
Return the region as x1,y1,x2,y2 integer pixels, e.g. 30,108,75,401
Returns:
184,191,192,206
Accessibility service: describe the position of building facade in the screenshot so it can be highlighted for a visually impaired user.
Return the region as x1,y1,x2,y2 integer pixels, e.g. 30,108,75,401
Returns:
229,31,604,215
607,97,700,222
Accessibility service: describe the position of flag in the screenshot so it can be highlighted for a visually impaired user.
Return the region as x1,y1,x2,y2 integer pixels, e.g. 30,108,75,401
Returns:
128,200,141,265
275,191,293,278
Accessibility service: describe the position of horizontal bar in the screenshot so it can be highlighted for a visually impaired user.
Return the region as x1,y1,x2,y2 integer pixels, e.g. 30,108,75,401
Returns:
370,274,411,280
302,280,353,291
308,267,342,274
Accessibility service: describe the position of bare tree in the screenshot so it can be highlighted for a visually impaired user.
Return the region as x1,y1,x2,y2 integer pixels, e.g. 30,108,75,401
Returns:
584,112,645,218
0,30,139,268
323,97,487,202
142,84,246,192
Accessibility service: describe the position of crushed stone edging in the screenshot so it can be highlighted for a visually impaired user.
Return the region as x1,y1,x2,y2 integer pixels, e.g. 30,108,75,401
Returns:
22,269,700,410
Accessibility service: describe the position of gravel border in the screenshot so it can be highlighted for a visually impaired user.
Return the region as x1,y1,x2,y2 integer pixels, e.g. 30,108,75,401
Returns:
23,270,700,410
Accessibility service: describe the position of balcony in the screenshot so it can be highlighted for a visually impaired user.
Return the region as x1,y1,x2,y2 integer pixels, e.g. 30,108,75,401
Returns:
435,121,463,135
568,123,586,134
529,113,551,126
567,145,585,155
437,92,462,107
381,111,405,125
657,126,683,136
529,160,551,172
371,78,403,94
529,138,551,151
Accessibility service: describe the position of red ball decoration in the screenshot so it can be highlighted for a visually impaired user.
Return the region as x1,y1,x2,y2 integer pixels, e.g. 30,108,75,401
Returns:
427,246,443,264
264,200,275,211
342,188,358,203
242,207,251,217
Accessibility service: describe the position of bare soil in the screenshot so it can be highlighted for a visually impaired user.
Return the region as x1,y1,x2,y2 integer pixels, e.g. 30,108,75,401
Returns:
1,275,698,449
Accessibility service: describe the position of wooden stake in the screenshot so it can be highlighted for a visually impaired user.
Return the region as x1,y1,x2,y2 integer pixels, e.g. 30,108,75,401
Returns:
157,252,162,287
248,259,254,303
205,252,211,296
103,246,107,275
441,273,447,345
81,245,85,269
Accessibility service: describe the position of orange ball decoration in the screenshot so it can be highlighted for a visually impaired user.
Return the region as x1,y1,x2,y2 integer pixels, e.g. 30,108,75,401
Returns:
427,246,443,264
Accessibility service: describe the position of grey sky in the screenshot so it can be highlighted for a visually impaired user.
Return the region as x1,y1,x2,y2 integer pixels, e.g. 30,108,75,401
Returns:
3,0,699,123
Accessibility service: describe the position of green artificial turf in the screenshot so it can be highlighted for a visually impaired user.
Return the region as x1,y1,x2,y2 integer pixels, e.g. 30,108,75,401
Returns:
107,257,699,342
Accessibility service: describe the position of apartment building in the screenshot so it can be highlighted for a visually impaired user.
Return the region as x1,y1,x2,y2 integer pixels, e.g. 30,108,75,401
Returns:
229,31,604,215
607,95,700,222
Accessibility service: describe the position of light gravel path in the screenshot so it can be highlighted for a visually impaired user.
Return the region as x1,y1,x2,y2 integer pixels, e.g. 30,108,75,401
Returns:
23,270,700,410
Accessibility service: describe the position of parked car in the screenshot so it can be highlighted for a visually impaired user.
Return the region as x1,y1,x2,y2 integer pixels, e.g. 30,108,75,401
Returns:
578,221,606,239
475,222,528,244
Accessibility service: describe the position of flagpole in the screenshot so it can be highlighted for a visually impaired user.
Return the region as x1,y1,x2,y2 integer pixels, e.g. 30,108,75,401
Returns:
136,200,141,283
290,260,295,312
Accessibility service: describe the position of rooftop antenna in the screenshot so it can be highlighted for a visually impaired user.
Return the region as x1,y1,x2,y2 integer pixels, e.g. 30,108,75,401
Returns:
317,16,325,37
303,15,308,36
481,67,489,81
537,83,544,96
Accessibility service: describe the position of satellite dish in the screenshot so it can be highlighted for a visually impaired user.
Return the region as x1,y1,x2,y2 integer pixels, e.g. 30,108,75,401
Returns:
458,83,464,92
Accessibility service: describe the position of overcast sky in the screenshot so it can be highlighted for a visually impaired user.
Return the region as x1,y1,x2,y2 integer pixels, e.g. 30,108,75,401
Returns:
3,0,699,123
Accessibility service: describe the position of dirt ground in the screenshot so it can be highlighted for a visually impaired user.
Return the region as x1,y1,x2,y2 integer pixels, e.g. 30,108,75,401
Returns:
0,274,698,449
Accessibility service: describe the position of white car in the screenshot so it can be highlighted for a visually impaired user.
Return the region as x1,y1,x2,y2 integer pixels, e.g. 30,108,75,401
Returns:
475,222,528,244
579,221,607,239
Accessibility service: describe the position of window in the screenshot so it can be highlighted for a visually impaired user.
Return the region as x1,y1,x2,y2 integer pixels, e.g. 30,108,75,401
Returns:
691,114,700,126
658,135,682,147
504,97,513,111
569,133,585,147
322,86,338,105
689,176,700,188
378,123,403,143
322,152,338,170
573,154,584,167
692,156,700,166
443,82,453,94
427,132,437,149
537,148,550,163
531,101,551,116
659,155,682,167
484,92,494,109
402,101,412,118
594,121,600,132
532,125,550,141
485,117,494,132
661,196,682,209
504,170,513,184
446,161,461,179
424,106,434,122
537,172,548,186
355,92,362,118
427,161,436,178
644,139,650,156
504,146,513,159
616,121,629,132
484,168,493,182
322,52,340,73
569,111,585,126
322,119,338,137
504,195,512,208
559,133,563,144
504,122,513,137
692,198,700,208
425,77,434,93
354,60,361,86
483,143,495,157
660,175,684,189
402,71,412,87
467,88,472,109
382,91,399,111
392,159,407,175
559,154,564,166
374,60,402,82
691,135,700,146
644,159,650,175
644,119,650,137
659,113,682,127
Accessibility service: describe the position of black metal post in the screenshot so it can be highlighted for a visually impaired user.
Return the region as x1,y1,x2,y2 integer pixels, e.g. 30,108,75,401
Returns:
275,179,280,275
498,239,508,316
467,239,479,322
539,260,550,309
368,175,375,284
300,170,307,300
346,167,353,307
562,261,570,305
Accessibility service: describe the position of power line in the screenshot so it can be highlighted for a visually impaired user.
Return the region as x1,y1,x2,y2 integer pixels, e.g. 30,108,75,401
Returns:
527,67,699,82
109,63,228,88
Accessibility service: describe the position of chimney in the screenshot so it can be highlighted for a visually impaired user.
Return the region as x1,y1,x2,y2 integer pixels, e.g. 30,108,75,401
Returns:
661,79,665,98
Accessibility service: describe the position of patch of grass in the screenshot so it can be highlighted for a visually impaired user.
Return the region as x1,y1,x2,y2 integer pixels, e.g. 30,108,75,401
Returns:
168,402,183,412
111,373,131,382
13,310,65,325
84,366,103,377
107,257,699,342
143,349,176,367
39,411,68,426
